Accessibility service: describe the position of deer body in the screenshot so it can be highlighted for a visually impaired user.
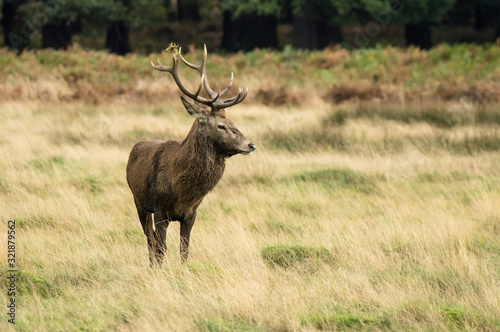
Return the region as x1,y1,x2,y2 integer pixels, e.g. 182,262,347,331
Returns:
127,125,225,220
126,46,254,265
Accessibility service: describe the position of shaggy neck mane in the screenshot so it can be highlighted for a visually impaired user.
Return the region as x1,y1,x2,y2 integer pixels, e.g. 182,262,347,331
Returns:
176,121,226,199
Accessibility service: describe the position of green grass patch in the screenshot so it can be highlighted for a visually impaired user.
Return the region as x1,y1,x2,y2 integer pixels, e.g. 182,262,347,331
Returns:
286,168,379,194
3,268,59,299
106,128,170,148
263,127,350,152
301,313,391,330
264,220,299,236
327,105,500,128
261,244,333,268
416,171,477,183
267,116,500,155
70,176,103,196
424,268,480,297
448,133,500,154
29,155,66,173
185,263,222,277
326,106,500,128
16,215,58,229
264,123,407,154
0,177,10,194
441,306,466,327
194,318,260,332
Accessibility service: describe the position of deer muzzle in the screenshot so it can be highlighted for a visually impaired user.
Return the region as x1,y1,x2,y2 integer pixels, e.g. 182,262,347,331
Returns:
241,143,256,155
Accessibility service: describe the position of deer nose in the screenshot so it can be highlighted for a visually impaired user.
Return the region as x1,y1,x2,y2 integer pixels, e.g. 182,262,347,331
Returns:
249,143,256,151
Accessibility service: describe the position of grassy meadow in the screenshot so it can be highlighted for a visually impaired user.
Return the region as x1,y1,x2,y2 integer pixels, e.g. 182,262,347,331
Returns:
1,44,500,331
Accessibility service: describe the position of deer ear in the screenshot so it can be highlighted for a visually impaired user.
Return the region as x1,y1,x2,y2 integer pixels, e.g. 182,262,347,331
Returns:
181,96,206,119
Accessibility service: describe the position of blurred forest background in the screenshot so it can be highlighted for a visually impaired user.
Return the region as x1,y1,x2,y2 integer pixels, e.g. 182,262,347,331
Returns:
1,0,499,55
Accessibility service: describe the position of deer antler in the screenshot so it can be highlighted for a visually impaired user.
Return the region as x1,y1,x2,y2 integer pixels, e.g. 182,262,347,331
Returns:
151,45,247,110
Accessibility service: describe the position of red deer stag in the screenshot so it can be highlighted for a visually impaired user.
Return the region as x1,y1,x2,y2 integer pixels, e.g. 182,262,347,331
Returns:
126,45,255,266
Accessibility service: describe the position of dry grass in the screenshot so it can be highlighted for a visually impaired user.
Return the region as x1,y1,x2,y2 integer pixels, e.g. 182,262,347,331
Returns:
1,96,500,331
1,47,500,331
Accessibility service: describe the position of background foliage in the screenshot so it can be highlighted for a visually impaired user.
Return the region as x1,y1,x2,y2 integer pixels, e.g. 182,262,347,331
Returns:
1,0,499,53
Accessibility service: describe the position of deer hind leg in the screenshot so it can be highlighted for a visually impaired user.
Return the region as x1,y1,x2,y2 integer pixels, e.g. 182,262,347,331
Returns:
153,211,169,266
135,204,156,267
180,211,196,264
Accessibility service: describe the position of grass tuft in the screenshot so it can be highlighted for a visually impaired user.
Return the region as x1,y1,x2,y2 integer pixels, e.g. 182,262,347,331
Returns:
326,105,500,128
2,268,59,299
29,155,66,173
185,263,222,277
301,313,391,330
287,168,379,194
16,215,58,229
441,306,466,327
194,318,260,332
261,245,333,268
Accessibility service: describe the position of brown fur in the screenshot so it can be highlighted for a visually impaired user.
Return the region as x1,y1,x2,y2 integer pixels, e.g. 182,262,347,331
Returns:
126,97,254,265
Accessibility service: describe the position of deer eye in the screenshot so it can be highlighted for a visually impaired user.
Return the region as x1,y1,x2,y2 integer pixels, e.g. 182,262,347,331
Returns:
217,124,226,131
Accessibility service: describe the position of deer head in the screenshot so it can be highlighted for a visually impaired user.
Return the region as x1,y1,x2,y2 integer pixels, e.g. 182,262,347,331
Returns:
151,45,255,157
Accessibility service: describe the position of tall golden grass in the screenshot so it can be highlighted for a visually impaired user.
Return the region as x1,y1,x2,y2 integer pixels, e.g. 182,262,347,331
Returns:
1,46,500,331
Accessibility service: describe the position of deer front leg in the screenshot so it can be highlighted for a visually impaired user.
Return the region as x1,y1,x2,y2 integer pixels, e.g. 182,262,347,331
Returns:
153,211,169,266
180,211,196,263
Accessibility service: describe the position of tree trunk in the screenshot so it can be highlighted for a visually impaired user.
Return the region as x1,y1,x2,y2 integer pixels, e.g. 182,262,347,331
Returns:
474,3,500,31
177,0,200,22
293,14,318,49
220,10,240,52
238,14,278,51
42,20,80,50
474,2,500,41
106,21,132,55
317,22,342,48
404,23,432,49
1,1,16,48
293,0,343,52
163,0,177,21
2,1,29,52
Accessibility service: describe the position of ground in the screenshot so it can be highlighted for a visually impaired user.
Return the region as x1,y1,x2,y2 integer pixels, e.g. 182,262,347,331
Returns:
1,45,500,331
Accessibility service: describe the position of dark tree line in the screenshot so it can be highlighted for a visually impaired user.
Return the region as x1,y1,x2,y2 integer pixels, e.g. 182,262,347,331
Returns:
221,0,499,51
1,0,499,54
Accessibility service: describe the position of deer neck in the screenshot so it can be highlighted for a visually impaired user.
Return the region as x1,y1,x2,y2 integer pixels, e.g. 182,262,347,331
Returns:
178,121,226,182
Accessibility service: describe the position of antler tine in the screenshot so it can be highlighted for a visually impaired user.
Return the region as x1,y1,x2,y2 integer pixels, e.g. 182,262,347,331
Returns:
178,47,202,73
212,71,247,109
218,87,248,108
219,88,242,104
200,45,219,99
151,58,173,72
218,72,234,97
193,73,203,99
199,74,220,102
178,44,218,100
152,51,217,105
